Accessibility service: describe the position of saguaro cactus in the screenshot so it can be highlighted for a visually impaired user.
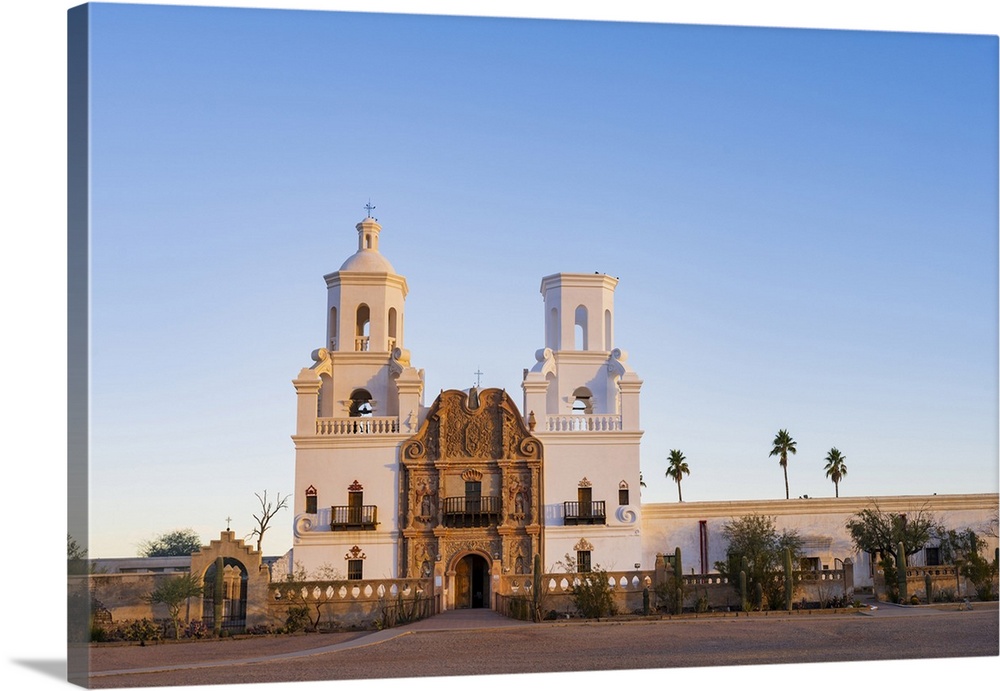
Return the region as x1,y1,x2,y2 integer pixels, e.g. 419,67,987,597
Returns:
531,554,543,622
755,582,763,611
924,573,932,604
674,547,684,614
643,587,651,616
895,541,907,603
740,570,748,612
213,556,224,637
783,547,793,611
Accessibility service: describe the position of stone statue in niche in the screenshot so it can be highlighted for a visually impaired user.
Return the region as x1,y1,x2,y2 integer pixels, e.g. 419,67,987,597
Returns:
413,478,437,526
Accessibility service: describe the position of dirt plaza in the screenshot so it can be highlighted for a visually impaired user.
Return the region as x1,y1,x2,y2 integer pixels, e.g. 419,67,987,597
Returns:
86,603,999,688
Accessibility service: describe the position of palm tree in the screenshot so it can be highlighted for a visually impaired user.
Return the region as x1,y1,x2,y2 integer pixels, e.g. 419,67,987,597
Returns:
824,447,848,497
769,429,797,499
666,449,690,502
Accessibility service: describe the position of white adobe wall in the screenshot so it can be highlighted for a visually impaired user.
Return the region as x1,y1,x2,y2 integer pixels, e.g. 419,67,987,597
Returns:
291,440,404,580
641,493,999,588
539,435,644,570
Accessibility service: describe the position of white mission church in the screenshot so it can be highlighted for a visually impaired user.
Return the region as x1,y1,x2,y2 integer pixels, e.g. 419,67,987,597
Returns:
282,213,997,611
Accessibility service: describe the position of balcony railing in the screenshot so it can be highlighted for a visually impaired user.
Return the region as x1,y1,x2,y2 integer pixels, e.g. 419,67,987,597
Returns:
330,505,378,531
315,417,400,436
441,496,502,528
546,414,622,432
563,501,607,525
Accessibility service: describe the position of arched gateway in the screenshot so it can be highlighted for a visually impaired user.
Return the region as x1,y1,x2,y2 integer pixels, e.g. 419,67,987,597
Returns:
400,387,543,611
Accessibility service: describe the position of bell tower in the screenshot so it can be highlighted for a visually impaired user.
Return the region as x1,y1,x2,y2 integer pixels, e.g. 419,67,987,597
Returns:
522,272,644,575
325,215,407,355
288,212,425,581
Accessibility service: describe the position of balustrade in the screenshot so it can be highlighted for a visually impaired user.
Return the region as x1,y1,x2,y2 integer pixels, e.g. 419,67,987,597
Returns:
315,417,400,435
545,414,622,432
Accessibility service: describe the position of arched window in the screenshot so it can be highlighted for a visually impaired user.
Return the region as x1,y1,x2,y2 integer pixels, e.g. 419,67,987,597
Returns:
574,305,588,350
349,389,374,417
388,308,398,350
318,373,334,417
355,304,370,351
329,307,338,350
572,386,593,415
547,307,560,350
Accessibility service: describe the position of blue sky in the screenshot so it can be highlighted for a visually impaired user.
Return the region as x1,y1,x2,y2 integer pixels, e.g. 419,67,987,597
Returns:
2,3,997,691
78,4,999,559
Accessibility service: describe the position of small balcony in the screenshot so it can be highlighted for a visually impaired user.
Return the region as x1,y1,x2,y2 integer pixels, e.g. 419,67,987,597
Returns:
563,501,607,526
441,496,502,528
330,505,378,531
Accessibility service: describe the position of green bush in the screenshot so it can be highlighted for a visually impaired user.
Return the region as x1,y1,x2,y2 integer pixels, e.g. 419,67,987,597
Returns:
283,606,310,633
568,567,616,619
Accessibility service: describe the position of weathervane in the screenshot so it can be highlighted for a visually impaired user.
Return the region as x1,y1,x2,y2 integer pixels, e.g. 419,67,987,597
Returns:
364,199,376,218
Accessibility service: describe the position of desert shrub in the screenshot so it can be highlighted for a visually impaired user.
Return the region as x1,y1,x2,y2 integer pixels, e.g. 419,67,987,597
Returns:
283,606,310,633
568,567,616,619
934,588,957,603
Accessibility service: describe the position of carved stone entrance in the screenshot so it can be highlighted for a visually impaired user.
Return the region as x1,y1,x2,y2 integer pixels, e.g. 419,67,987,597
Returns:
454,554,490,609
399,387,545,605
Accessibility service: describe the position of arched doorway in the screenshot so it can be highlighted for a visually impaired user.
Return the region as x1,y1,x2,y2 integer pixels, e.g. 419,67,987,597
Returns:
202,558,248,633
454,554,490,609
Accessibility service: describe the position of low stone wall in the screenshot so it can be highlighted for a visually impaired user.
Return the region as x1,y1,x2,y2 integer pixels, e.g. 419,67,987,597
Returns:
872,565,988,602
500,571,654,616
267,577,437,630
85,572,198,623
496,566,856,618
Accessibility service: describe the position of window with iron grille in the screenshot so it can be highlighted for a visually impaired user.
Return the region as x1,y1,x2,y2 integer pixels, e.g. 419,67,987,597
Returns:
347,559,363,580
577,550,592,573
305,488,317,514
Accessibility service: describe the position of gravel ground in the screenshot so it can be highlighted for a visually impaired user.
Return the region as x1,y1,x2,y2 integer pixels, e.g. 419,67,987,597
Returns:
87,607,999,688
88,632,368,673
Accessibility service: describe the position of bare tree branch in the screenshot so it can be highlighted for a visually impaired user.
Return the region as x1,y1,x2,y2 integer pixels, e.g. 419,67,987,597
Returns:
247,490,289,553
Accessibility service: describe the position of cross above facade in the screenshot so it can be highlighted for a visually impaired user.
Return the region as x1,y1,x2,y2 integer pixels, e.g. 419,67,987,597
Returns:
225,516,232,530
364,199,376,217
474,369,483,387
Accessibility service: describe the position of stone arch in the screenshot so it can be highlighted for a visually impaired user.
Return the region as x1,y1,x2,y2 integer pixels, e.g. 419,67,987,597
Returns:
448,549,493,610
201,557,248,633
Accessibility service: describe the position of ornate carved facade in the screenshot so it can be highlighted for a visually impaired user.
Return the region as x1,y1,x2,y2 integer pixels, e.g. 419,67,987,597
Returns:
400,387,543,579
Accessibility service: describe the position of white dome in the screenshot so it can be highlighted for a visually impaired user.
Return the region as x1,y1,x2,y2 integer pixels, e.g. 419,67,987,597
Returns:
339,250,396,273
